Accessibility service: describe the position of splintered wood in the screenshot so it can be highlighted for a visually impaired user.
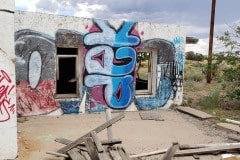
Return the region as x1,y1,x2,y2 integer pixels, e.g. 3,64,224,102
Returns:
47,113,130,160
47,111,240,160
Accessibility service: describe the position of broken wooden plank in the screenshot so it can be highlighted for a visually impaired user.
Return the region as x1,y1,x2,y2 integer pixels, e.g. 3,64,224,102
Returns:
98,152,110,160
228,136,240,142
68,148,85,160
161,142,179,160
109,149,122,160
176,106,214,120
175,144,240,156
106,108,113,140
91,131,104,153
216,123,240,134
130,148,168,158
139,111,164,121
221,154,240,160
46,151,69,158
55,138,87,151
57,113,125,153
180,142,240,150
85,137,100,160
80,150,91,160
55,137,122,146
118,146,130,160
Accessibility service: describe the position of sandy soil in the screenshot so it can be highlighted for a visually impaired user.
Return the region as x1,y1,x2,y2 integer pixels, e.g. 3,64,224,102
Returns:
17,109,239,160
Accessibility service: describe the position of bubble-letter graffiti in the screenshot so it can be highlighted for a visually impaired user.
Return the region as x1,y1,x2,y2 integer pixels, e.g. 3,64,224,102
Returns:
84,20,140,110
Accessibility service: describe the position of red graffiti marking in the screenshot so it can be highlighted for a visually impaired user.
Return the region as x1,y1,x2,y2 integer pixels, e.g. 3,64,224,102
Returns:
0,69,15,122
17,80,59,116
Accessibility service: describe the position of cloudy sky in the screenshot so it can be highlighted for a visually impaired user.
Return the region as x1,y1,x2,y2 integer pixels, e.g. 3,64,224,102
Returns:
15,0,240,53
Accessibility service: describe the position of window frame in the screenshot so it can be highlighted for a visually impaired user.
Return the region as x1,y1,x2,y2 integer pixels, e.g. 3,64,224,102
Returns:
135,48,157,96
55,47,82,99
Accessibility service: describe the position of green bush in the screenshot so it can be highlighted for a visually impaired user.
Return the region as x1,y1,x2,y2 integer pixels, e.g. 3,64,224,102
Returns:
185,52,205,61
198,91,220,109
222,65,240,101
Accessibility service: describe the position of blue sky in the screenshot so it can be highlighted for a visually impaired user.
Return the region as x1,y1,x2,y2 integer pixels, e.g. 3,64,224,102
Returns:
15,0,240,40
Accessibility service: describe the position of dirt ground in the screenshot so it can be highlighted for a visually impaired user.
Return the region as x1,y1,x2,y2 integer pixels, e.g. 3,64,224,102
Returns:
17,109,239,160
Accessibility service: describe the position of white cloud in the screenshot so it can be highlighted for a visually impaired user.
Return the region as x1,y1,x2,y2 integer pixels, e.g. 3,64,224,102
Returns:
14,0,240,42
74,2,106,18
185,38,229,55
15,0,40,12
187,25,209,35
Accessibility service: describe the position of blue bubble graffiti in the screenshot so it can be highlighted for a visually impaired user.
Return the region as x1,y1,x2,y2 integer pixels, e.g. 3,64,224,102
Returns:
136,38,184,110
84,19,140,110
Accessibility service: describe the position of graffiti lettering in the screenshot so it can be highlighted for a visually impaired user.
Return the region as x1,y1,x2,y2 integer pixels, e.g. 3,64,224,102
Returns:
85,75,133,108
0,69,15,122
84,20,140,109
85,46,136,76
136,39,179,109
84,19,140,47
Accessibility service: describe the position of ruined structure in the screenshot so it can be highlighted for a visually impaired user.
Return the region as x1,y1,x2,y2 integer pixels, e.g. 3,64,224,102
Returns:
0,3,185,158
14,11,186,116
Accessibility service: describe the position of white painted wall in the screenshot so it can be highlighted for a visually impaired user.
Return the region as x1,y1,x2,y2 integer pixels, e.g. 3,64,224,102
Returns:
0,0,17,159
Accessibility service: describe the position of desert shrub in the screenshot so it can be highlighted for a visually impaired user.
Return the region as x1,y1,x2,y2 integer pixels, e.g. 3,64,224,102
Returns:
222,65,240,104
184,81,199,92
217,24,240,108
185,52,205,61
198,91,220,109
184,71,204,82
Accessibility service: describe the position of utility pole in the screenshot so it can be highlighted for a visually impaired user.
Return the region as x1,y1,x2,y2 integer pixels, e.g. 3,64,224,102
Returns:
207,0,216,83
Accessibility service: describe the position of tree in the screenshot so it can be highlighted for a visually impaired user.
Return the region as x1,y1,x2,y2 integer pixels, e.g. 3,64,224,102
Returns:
218,24,240,55
218,24,240,108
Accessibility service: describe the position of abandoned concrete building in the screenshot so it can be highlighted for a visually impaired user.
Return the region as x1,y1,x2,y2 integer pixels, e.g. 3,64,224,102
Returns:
0,1,186,159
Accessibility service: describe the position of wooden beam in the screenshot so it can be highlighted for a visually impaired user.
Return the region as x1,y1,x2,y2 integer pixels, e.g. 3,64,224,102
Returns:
106,108,113,140
176,106,214,120
91,131,104,153
175,144,240,156
68,148,85,160
55,137,122,146
130,143,240,158
228,136,240,142
161,142,179,160
216,123,240,134
118,146,130,160
85,137,100,160
130,148,168,158
46,151,68,158
109,149,122,160
57,113,125,153
180,143,240,150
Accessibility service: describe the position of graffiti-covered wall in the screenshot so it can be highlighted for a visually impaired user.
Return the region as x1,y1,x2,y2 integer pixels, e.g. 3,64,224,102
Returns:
15,11,185,116
0,0,17,159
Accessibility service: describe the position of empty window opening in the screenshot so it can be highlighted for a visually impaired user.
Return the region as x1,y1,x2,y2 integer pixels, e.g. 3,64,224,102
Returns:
136,51,152,92
56,48,79,97
135,49,157,95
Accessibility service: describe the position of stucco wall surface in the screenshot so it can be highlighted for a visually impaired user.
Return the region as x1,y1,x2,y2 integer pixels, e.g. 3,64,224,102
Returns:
0,0,17,159
15,11,186,116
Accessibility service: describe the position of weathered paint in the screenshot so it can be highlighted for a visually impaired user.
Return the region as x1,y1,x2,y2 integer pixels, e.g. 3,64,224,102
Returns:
135,38,184,109
0,0,18,159
14,11,186,115
60,100,81,114
15,29,60,116
83,20,140,111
